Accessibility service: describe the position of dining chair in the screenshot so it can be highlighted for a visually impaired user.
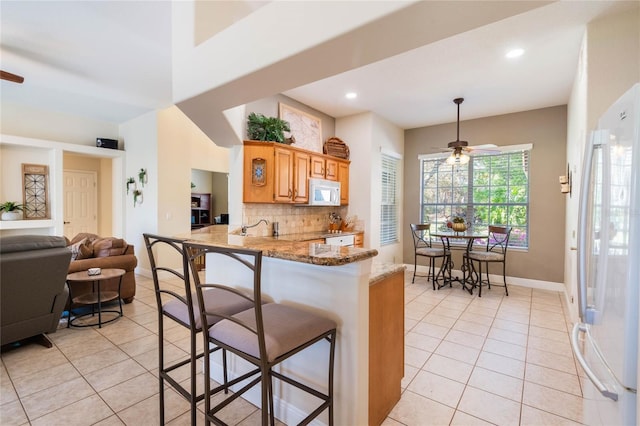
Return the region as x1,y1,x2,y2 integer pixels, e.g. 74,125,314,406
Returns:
184,242,337,426
143,234,254,425
410,223,449,289
464,226,512,297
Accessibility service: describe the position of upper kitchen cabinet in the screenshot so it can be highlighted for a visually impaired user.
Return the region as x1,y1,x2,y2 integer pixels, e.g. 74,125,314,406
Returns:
243,141,349,204
338,159,350,205
274,146,309,203
310,154,338,181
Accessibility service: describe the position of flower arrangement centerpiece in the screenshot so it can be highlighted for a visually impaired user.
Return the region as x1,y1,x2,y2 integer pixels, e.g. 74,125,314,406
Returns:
451,216,467,233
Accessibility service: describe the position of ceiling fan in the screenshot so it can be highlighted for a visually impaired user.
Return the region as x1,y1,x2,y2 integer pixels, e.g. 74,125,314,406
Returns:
439,97,497,165
1,70,24,84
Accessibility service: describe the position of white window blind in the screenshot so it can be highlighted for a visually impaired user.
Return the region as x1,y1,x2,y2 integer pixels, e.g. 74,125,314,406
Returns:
381,154,400,245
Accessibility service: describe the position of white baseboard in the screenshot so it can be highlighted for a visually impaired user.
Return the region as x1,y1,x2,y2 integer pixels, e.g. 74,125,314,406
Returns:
408,264,565,292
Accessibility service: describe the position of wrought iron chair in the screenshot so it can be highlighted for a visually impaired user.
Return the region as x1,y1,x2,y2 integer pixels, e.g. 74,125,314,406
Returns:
464,226,512,297
410,223,449,289
143,234,254,424
184,242,337,426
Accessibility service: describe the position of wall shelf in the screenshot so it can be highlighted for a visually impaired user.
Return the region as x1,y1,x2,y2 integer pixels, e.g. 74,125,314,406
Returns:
0,219,55,231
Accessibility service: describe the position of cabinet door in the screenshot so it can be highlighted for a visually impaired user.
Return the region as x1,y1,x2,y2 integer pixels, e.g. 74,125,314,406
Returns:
274,147,293,202
243,144,275,203
325,158,339,181
338,160,350,205
293,151,309,203
310,155,326,179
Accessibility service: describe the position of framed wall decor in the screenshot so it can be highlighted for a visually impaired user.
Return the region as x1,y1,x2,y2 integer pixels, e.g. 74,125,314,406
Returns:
279,102,322,152
22,163,50,219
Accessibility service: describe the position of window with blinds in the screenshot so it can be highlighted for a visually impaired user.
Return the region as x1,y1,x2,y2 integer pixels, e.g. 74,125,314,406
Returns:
420,144,531,248
381,153,400,245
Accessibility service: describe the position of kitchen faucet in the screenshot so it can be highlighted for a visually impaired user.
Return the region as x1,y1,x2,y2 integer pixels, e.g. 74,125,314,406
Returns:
241,219,269,236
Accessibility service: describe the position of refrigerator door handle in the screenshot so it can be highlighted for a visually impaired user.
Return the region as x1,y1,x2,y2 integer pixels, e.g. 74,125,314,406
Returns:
571,323,619,401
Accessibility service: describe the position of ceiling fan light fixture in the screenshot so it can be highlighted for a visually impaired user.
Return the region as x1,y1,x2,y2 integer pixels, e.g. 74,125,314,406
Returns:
446,151,470,165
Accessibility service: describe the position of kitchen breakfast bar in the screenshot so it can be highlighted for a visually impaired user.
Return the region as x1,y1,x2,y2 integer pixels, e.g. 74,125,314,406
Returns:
184,226,404,426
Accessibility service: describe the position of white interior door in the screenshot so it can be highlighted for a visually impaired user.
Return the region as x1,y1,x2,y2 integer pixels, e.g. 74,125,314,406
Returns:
64,170,98,239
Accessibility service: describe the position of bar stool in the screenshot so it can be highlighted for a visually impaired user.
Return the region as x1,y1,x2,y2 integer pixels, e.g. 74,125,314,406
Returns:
184,242,337,426
143,234,254,424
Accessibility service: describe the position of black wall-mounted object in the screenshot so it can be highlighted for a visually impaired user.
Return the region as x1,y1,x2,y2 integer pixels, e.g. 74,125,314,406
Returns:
96,138,118,149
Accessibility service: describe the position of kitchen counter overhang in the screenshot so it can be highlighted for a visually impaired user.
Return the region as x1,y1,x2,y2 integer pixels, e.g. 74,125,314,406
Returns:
183,226,378,266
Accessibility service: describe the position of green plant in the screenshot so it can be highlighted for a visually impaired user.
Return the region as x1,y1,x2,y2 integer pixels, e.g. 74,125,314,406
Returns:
247,112,290,143
452,216,465,223
0,201,23,212
138,168,147,187
133,189,143,207
126,177,135,194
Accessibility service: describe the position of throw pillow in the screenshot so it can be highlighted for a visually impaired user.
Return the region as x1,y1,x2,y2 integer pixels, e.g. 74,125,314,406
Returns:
70,232,99,245
68,238,93,261
93,237,127,257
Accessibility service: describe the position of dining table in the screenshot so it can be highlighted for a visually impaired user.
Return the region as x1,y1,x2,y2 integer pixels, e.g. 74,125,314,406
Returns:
431,230,489,295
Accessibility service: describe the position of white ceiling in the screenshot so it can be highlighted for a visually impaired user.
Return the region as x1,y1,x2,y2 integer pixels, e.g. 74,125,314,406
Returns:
0,1,633,132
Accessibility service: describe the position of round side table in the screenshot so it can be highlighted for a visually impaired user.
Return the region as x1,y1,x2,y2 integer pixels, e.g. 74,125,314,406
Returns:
66,268,125,328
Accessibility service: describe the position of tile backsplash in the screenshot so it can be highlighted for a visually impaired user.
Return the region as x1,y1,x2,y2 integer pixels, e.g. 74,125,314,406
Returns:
241,204,351,236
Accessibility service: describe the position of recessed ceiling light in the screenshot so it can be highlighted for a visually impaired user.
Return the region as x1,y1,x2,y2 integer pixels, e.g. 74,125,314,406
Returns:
505,48,524,59
345,92,357,99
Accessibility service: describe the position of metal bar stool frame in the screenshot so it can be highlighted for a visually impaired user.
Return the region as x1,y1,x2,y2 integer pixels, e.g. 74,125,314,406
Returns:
464,226,512,297
185,242,337,426
144,234,254,425
410,223,449,289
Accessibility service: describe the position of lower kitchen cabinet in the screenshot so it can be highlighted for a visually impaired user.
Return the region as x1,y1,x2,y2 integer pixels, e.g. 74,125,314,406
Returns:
369,269,404,425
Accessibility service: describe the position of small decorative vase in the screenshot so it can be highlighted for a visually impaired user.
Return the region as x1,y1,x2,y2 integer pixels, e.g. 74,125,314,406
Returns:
451,222,467,233
1,211,23,221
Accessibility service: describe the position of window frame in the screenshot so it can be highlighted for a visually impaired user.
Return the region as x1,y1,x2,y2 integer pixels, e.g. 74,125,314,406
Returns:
418,144,532,249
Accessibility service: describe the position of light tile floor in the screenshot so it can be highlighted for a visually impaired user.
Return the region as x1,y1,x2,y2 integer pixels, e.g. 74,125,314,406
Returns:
1,271,585,425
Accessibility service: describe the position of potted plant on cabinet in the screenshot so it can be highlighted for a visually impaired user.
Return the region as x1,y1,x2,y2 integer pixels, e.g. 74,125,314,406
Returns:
0,201,24,220
247,112,291,143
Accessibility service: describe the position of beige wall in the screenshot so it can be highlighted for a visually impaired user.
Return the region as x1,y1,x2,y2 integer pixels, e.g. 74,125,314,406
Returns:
404,105,567,284
586,5,640,130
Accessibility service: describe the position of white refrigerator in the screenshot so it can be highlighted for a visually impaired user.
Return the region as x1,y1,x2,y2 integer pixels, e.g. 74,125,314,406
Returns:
572,83,639,425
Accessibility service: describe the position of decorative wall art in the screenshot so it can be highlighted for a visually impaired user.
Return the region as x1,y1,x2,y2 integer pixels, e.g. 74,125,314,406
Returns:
251,158,266,186
22,163,50,219
127,168,148,206
279,103,322,152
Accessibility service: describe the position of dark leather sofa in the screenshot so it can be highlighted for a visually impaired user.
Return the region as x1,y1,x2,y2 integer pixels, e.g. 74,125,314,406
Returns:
0,235,71,347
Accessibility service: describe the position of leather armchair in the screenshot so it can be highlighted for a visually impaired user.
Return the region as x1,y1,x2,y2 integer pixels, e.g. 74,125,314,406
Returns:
1,235,71,347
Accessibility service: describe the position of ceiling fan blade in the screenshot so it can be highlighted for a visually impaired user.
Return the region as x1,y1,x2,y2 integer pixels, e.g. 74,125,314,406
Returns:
0,70,24,84
465,144,499,154
468,144,497,150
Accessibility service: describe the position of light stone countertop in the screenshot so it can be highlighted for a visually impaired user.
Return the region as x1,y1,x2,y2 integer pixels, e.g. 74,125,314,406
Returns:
369,262,406,284
180,226,378,267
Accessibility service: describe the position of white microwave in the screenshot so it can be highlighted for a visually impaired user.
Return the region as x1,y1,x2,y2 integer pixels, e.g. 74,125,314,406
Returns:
307,178,341,206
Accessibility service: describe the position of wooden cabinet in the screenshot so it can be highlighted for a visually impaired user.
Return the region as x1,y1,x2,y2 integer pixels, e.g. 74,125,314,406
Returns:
354,232,364,248
191,193,211,229
369,269,404,425
292,151,309,203
243,141,349,204
338,159,350,205
274,147,309,203
310,154,338,181
243,142,275,203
